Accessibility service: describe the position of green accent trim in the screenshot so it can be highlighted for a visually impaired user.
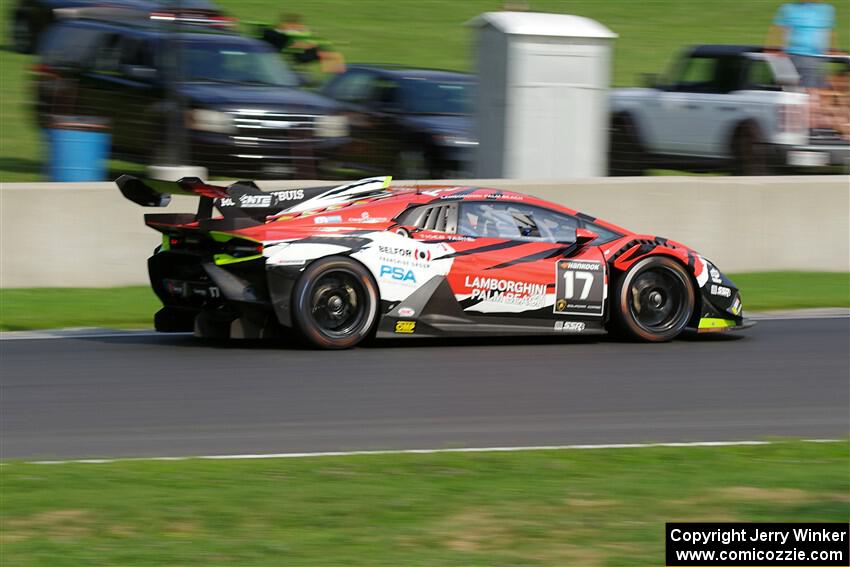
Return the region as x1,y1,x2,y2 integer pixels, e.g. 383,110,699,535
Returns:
213,254,263,266
382,176,392,188
208,231,261,244
698,317,736,330
161,234,170,251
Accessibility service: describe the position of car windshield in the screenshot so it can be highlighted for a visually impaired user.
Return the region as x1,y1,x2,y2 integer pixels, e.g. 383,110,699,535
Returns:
181,42,299,87
398,78,474,115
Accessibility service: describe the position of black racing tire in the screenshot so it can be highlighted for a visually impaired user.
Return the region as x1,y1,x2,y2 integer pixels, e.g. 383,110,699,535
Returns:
608,115,646,176
609,256,695,342
731,123,770,176
291,256,379,349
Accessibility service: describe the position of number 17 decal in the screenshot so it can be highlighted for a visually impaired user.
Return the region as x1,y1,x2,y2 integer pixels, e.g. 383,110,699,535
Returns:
554,259,605,317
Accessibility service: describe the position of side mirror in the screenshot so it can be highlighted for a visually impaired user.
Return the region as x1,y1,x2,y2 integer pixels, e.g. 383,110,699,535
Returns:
575,228,598,248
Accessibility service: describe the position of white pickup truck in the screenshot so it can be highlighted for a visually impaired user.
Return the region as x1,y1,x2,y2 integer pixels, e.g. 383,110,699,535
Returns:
609,45,849,175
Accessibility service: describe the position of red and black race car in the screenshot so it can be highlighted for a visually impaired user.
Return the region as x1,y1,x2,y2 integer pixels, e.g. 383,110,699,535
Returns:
118,175,752,349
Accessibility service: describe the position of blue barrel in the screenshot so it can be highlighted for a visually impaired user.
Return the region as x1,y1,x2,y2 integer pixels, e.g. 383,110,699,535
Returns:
45,116,111,182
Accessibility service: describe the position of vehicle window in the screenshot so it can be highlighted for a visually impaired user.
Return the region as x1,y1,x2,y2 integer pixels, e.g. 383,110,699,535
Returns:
673,55,743,93
399,79,474,115
745,60,778,90
41,25,103,68
120,38,157,68
372,77,400,108
93,33,123,74
181,41,299,87
323,71,376,104
459,202,578,242
673,56,718,91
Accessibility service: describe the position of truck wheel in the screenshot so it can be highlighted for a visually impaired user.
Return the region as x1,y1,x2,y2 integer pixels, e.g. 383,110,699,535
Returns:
291,256,379,349
731,124,769,176
609,115,645,176
609,256,695,342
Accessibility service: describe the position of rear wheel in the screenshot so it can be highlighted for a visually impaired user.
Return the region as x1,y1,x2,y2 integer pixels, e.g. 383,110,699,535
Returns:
610,256,695,342
291,256,379,349
609,115,646,176
731,124,770,176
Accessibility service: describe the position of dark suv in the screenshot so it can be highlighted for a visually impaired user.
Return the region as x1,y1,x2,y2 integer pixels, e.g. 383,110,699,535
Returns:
34,17,348,178
320,65,477,179
10,0,232,54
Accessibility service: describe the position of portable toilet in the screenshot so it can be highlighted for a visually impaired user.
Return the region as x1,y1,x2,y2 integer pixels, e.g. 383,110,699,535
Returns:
469,11,617,178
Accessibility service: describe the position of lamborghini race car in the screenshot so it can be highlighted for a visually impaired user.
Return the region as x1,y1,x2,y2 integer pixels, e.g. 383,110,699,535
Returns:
117,175,752,349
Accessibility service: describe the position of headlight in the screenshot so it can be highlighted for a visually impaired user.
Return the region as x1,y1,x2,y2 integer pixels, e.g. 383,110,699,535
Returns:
432,134,478,147
315,114,348,138
187,109,235,134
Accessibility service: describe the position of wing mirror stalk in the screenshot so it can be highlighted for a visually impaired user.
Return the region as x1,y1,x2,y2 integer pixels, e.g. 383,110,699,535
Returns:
561,228,598,257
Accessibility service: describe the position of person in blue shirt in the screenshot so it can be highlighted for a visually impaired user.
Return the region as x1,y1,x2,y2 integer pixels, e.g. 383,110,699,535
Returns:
766,1,837,86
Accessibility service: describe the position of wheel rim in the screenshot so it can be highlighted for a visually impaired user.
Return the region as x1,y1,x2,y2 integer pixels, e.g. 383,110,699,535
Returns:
628,267,689,334
308,269,368,339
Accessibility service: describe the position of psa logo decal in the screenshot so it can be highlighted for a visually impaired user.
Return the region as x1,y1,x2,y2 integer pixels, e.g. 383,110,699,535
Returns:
380,265,416,283
394,321,416,334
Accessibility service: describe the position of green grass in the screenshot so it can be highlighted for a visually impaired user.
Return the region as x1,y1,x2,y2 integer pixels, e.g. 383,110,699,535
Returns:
731,271,850,311
0,272,846,331
0,287,160,331
1,441,847,566
2,0,848,181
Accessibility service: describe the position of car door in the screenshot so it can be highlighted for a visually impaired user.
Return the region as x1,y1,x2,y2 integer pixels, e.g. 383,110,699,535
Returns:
648,55,724,155
442,201,607,326
321,69,380,174
113,36,164,157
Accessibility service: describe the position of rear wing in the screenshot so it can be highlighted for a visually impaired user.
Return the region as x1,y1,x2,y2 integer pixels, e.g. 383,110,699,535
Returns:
116,174,393,229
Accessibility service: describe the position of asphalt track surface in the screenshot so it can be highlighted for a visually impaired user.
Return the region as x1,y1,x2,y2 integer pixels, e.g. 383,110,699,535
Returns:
1,318,848,460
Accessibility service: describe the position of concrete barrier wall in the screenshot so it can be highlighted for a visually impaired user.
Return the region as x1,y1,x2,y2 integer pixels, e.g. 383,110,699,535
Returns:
1,176,847,288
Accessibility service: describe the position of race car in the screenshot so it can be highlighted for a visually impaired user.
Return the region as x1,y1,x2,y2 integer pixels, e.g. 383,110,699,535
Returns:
117,175,752,349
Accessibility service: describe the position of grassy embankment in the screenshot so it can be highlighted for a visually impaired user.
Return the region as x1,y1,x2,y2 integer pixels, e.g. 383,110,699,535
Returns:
1,440,848,566
0,272,847,331
1,0,847,181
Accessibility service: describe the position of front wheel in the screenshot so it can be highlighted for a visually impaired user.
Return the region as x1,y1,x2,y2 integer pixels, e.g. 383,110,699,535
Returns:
291,256,379,349
609,256,695,342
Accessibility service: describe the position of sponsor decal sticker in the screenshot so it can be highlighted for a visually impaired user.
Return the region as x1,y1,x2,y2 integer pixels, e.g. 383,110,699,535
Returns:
378,246,413,257
380,265,417,283
314,215,342,224
398,307,416,317
710,284,732,298
239,194,274,208
218,197,236,207
394,321,416,334
709,266,722,284
464,276,547,308
554,321,585,332
270,189,304,201
554,260,604,317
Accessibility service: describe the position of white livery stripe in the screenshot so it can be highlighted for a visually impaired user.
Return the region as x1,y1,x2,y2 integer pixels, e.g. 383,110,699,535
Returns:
15,439,843,465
